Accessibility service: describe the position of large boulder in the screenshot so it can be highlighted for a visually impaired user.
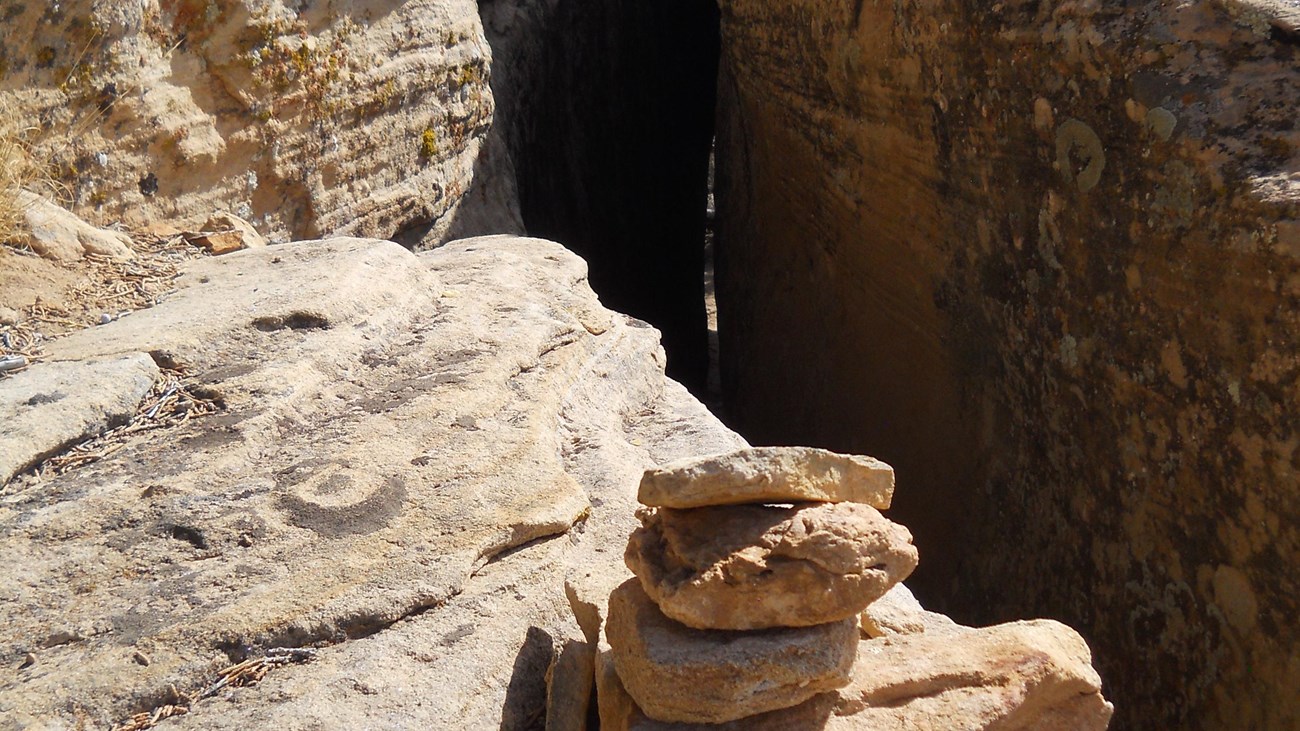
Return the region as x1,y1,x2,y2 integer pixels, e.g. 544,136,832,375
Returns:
829,620,1113,730
713,0,1300,727
0,235,746,729
12,190,136,261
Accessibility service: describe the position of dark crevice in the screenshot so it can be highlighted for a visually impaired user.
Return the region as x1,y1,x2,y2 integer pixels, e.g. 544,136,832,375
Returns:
251,312,332,332
1270,24,1300,46
391,218,438,250
482,0,721,395
167,525,209,550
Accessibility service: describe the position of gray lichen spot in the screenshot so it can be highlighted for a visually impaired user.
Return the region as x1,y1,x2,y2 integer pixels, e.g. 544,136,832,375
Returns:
1055,118,1106,193
1060,335,1079,368
1146,107,1178,142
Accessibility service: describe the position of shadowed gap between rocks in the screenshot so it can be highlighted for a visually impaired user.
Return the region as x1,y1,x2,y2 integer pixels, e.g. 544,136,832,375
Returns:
481,0,721,395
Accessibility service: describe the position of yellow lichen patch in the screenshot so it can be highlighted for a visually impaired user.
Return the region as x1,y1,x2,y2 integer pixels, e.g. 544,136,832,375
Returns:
419,128,439,160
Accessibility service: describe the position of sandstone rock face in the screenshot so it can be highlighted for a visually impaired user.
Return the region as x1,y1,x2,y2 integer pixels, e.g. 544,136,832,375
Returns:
859,584,958,640
15,190,135,261
596,619,1110,731
0,0,520,246
605,579,858,724
545,638,596,731
829,621,1113,730
638,446,895,509
0,352,159,484
714,1,1300,727
0,235,745,729
627,503,918,630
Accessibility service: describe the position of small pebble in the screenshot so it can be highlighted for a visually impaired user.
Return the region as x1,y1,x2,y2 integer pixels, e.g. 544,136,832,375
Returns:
0,355,27,372
99,313,113,325
133,650,151,666
19,652,35,669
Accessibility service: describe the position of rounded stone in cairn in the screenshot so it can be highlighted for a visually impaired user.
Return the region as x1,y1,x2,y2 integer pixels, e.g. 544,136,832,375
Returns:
626,502,919,630
605,579,858,725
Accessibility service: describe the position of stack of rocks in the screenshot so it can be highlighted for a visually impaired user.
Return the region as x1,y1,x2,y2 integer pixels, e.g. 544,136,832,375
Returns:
602,446,920,725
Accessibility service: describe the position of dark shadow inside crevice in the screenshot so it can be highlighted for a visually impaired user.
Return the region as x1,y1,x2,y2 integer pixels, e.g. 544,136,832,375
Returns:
481,0,721,395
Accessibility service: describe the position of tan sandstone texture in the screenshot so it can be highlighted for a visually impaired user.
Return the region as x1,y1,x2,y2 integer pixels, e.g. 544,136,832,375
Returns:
0,235,748,729
604,579,858,724
859,584,958,640
713,1,1300,727
595,644,840,731
14,190,136,261
0,353,159,485
829,620,1113,730
0,0,520,247
596,611,1111,730
638,446,895,509
626,502,918,630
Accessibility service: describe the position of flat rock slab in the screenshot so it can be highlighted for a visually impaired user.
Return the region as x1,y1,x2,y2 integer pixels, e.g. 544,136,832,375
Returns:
627,503,918,630
0,352,159,485
0,236,742,729
605,579,857,724
598,620,1111,730
638,447,894,509
174,533,580,730
826,620,1114,730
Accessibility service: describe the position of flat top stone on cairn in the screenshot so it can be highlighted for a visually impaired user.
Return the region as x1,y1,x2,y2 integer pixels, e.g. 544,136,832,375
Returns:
638,446,895,509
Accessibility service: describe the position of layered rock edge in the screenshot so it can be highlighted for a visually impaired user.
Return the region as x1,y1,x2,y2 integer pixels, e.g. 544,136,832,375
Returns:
0,235,745,728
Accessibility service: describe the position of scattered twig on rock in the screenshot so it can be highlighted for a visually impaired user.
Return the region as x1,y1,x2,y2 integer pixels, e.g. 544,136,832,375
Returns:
109,649,317,731
111,705,188,731
64,234,196,321
198,647,319,700
24,369,222,480
0,230,201,379
0,322,43,376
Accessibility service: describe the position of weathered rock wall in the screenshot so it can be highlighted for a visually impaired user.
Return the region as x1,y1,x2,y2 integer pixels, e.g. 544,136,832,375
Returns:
480,0,719,390
0,0,521,245
2,0,721,386
714,2,1300,729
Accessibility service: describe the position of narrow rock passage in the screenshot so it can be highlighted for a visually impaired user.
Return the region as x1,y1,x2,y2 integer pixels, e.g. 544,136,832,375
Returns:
481,0,721,394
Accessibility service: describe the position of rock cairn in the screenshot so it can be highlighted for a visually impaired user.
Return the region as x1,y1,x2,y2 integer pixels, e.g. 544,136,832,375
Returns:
605,446,920,725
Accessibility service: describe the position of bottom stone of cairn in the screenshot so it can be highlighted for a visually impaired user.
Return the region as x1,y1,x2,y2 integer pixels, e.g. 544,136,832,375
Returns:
605,579,858,724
